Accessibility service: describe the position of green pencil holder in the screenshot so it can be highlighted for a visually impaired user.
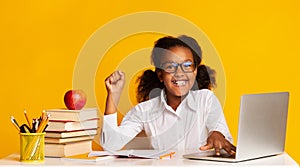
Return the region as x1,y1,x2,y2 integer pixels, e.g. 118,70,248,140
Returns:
20,133,45,162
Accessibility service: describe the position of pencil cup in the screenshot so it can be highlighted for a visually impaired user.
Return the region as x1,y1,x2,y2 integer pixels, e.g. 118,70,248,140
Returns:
20,133,45,162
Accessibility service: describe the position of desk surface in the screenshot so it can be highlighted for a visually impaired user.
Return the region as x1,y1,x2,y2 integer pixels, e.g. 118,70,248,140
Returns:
0,153,298,167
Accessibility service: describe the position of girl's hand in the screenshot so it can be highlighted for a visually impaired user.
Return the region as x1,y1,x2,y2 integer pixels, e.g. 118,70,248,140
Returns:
105,71,125,94
200,131,236,156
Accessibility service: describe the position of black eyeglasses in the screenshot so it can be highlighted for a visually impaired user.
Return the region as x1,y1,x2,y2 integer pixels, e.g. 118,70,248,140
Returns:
160,61,195,73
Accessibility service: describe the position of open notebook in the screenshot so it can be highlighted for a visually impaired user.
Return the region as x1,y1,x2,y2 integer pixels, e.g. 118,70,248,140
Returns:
88,150,175,159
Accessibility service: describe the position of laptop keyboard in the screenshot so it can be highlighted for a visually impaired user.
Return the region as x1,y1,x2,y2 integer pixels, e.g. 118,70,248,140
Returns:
208,153,236,159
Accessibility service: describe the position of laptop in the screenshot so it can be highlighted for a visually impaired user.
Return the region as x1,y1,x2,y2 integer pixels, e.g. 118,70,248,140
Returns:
183,92,289,162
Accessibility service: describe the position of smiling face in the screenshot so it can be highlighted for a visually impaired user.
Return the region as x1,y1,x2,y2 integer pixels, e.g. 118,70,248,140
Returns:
157,46,197,101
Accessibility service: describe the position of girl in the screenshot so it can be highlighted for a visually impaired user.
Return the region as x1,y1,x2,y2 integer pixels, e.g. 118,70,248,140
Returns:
101,35,235,156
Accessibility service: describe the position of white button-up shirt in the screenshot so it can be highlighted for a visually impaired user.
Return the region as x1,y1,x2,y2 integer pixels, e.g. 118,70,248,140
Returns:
101,89,232,151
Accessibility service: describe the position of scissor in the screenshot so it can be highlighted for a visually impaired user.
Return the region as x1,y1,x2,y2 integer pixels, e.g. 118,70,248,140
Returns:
20,124,33,133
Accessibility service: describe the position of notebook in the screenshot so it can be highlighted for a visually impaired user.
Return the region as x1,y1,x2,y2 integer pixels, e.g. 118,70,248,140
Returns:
183,92,289,162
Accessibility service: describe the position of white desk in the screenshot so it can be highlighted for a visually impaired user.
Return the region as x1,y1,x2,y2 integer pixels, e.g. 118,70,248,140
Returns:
0,153,298,167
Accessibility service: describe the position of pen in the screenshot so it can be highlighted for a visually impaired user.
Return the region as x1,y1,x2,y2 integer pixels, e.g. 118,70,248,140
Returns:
34,119,40,132
32,119,36,132
11,116,20,127
10,116,20,132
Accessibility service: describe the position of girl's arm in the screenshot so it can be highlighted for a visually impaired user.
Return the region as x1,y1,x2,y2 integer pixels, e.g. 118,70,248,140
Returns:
104,71,125,115
102,71,143,151
200,91,235,155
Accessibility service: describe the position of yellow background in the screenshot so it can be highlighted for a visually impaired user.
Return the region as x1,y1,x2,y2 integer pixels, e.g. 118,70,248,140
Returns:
0,0,299,164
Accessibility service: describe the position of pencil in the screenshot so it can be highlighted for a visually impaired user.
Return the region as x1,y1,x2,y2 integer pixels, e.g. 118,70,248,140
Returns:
41,110,45,119
36,111,49,133
24,109,31,129
159,152,176,159
10,116,20,132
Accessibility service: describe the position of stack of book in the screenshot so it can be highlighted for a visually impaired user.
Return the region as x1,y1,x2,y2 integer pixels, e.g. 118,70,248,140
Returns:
44,108,99,157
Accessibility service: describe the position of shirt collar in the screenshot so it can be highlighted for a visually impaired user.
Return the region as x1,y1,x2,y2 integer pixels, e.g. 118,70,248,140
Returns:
159,89,197,113
160,89,174,112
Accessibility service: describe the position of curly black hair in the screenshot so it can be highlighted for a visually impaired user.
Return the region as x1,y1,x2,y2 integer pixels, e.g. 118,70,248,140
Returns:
136,35,217,103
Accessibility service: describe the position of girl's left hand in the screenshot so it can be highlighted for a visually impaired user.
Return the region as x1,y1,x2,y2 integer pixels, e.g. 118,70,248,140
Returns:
200,131,236,156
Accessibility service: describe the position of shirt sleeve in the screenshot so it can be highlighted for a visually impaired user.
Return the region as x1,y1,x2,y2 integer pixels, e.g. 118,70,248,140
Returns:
101,109,144,151
205,93,233,143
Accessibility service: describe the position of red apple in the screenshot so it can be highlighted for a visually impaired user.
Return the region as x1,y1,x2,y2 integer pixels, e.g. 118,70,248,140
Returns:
64,89,87,110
